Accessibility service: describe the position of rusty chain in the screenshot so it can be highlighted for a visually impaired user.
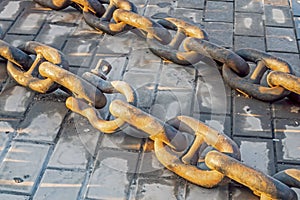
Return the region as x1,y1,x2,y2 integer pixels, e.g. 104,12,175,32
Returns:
0,0,298,199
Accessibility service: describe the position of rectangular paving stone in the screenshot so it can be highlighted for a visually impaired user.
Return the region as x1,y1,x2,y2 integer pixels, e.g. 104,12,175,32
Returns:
0,1,28,20
144,4,172,18
234,137,275,175
9,11,48,35
48,115,100,169
274,118,300,164
151,90,193,120
0,84,34,117
0,21,12,35
235,0,263,13
235,12,264,37
272,98,300,119
194,63,231,114
172,8,203,23
186,183,228,200
0,119,18,154
294,17,300,39
277,163,300,171
234,36,265,51
233,96,272,138
127,48,161,73
266,27,298,53
290,0,300,16
159,63,196,90
3,34,35,47
264,0,289,6
86,149,137,199
264,5,293,27
35,24,76,50
33,169,85,200
62,38,97,67
0,194,29,200
0,142,50,194
16,101,68,143
46,8,81,24
205,1,233,23
123,71,157,108
177,0,205,9
204,22,233,47
231,187,259,200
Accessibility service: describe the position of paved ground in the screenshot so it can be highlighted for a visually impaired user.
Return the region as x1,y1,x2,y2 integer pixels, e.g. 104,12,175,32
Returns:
0,0,299,199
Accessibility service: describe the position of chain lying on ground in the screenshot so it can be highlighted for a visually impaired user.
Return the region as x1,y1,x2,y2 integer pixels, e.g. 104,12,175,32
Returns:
1,39,300,200
0,0,299,199
34,0,300,103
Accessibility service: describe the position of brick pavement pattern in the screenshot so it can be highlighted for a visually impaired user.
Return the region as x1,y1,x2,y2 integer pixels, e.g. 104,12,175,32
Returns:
0,0,299,199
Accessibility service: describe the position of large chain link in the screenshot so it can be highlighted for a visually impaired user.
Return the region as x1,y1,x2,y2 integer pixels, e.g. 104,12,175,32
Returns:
0,0,299,199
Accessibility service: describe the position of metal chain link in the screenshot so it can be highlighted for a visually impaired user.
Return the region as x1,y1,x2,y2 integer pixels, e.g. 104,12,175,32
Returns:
0,0,299,199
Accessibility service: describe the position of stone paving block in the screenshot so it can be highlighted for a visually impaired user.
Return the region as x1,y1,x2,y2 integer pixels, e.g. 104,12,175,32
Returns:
62,38,97,67
264,0,289,6
235,12,264,37
234,36,265,51
272,98,300,119
290,0,300,16
264,5,293,27
135,178,181,200
86,149,137,199
144,4,172,18
0,194,29,200
205,1,233,23
294,17,300,39
0,142,50,194
71,17,104,37
123,71,157,107
234,137,275,175
16,101,68,142
172,8,203,23
0,119,18,154
274,118,300,164
48,116,100,169
266,27,298,53
186,183,228,200
0,21,12,35
0,0,30,20
151,90,193,120
159,63,196,90
204,22,233,47
235,0,263,13
277,163,300,171
268,52,300,75
0,84,34,117
233,96,272,138
194,63,231,114
193,113,231,136
177,0,205,9
127,48,161,73
8,11,48,35
138,145,175,178
33,169,85,200
3,35,35,48
46,8,81,24
35,24,76,50
231,186,259,200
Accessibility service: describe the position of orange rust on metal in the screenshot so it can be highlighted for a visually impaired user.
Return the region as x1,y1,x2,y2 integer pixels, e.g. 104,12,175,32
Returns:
113,9,172,44
267,71,300,95
152,116,240,188
109,99,187,151
39,62,107,108
67,80,136,133
205,151,298,200
154,140,225,188
66,97,123,133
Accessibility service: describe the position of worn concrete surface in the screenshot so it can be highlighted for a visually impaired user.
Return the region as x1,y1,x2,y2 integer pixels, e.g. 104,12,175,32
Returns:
0,0,299,199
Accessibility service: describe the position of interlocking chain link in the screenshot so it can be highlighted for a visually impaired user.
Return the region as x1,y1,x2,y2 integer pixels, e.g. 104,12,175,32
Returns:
0,0,299,199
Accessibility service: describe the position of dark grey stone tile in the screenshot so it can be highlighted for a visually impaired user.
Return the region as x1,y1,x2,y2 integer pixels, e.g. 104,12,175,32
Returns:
204,22,233,47
235,12,264,36
235,0,263,13
177,0,205,9
274,118,300,164
233,96,272,138
205,1,233,23
264,5,293,27
266,27,298,53
290,0,300,16
234,36,265,51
